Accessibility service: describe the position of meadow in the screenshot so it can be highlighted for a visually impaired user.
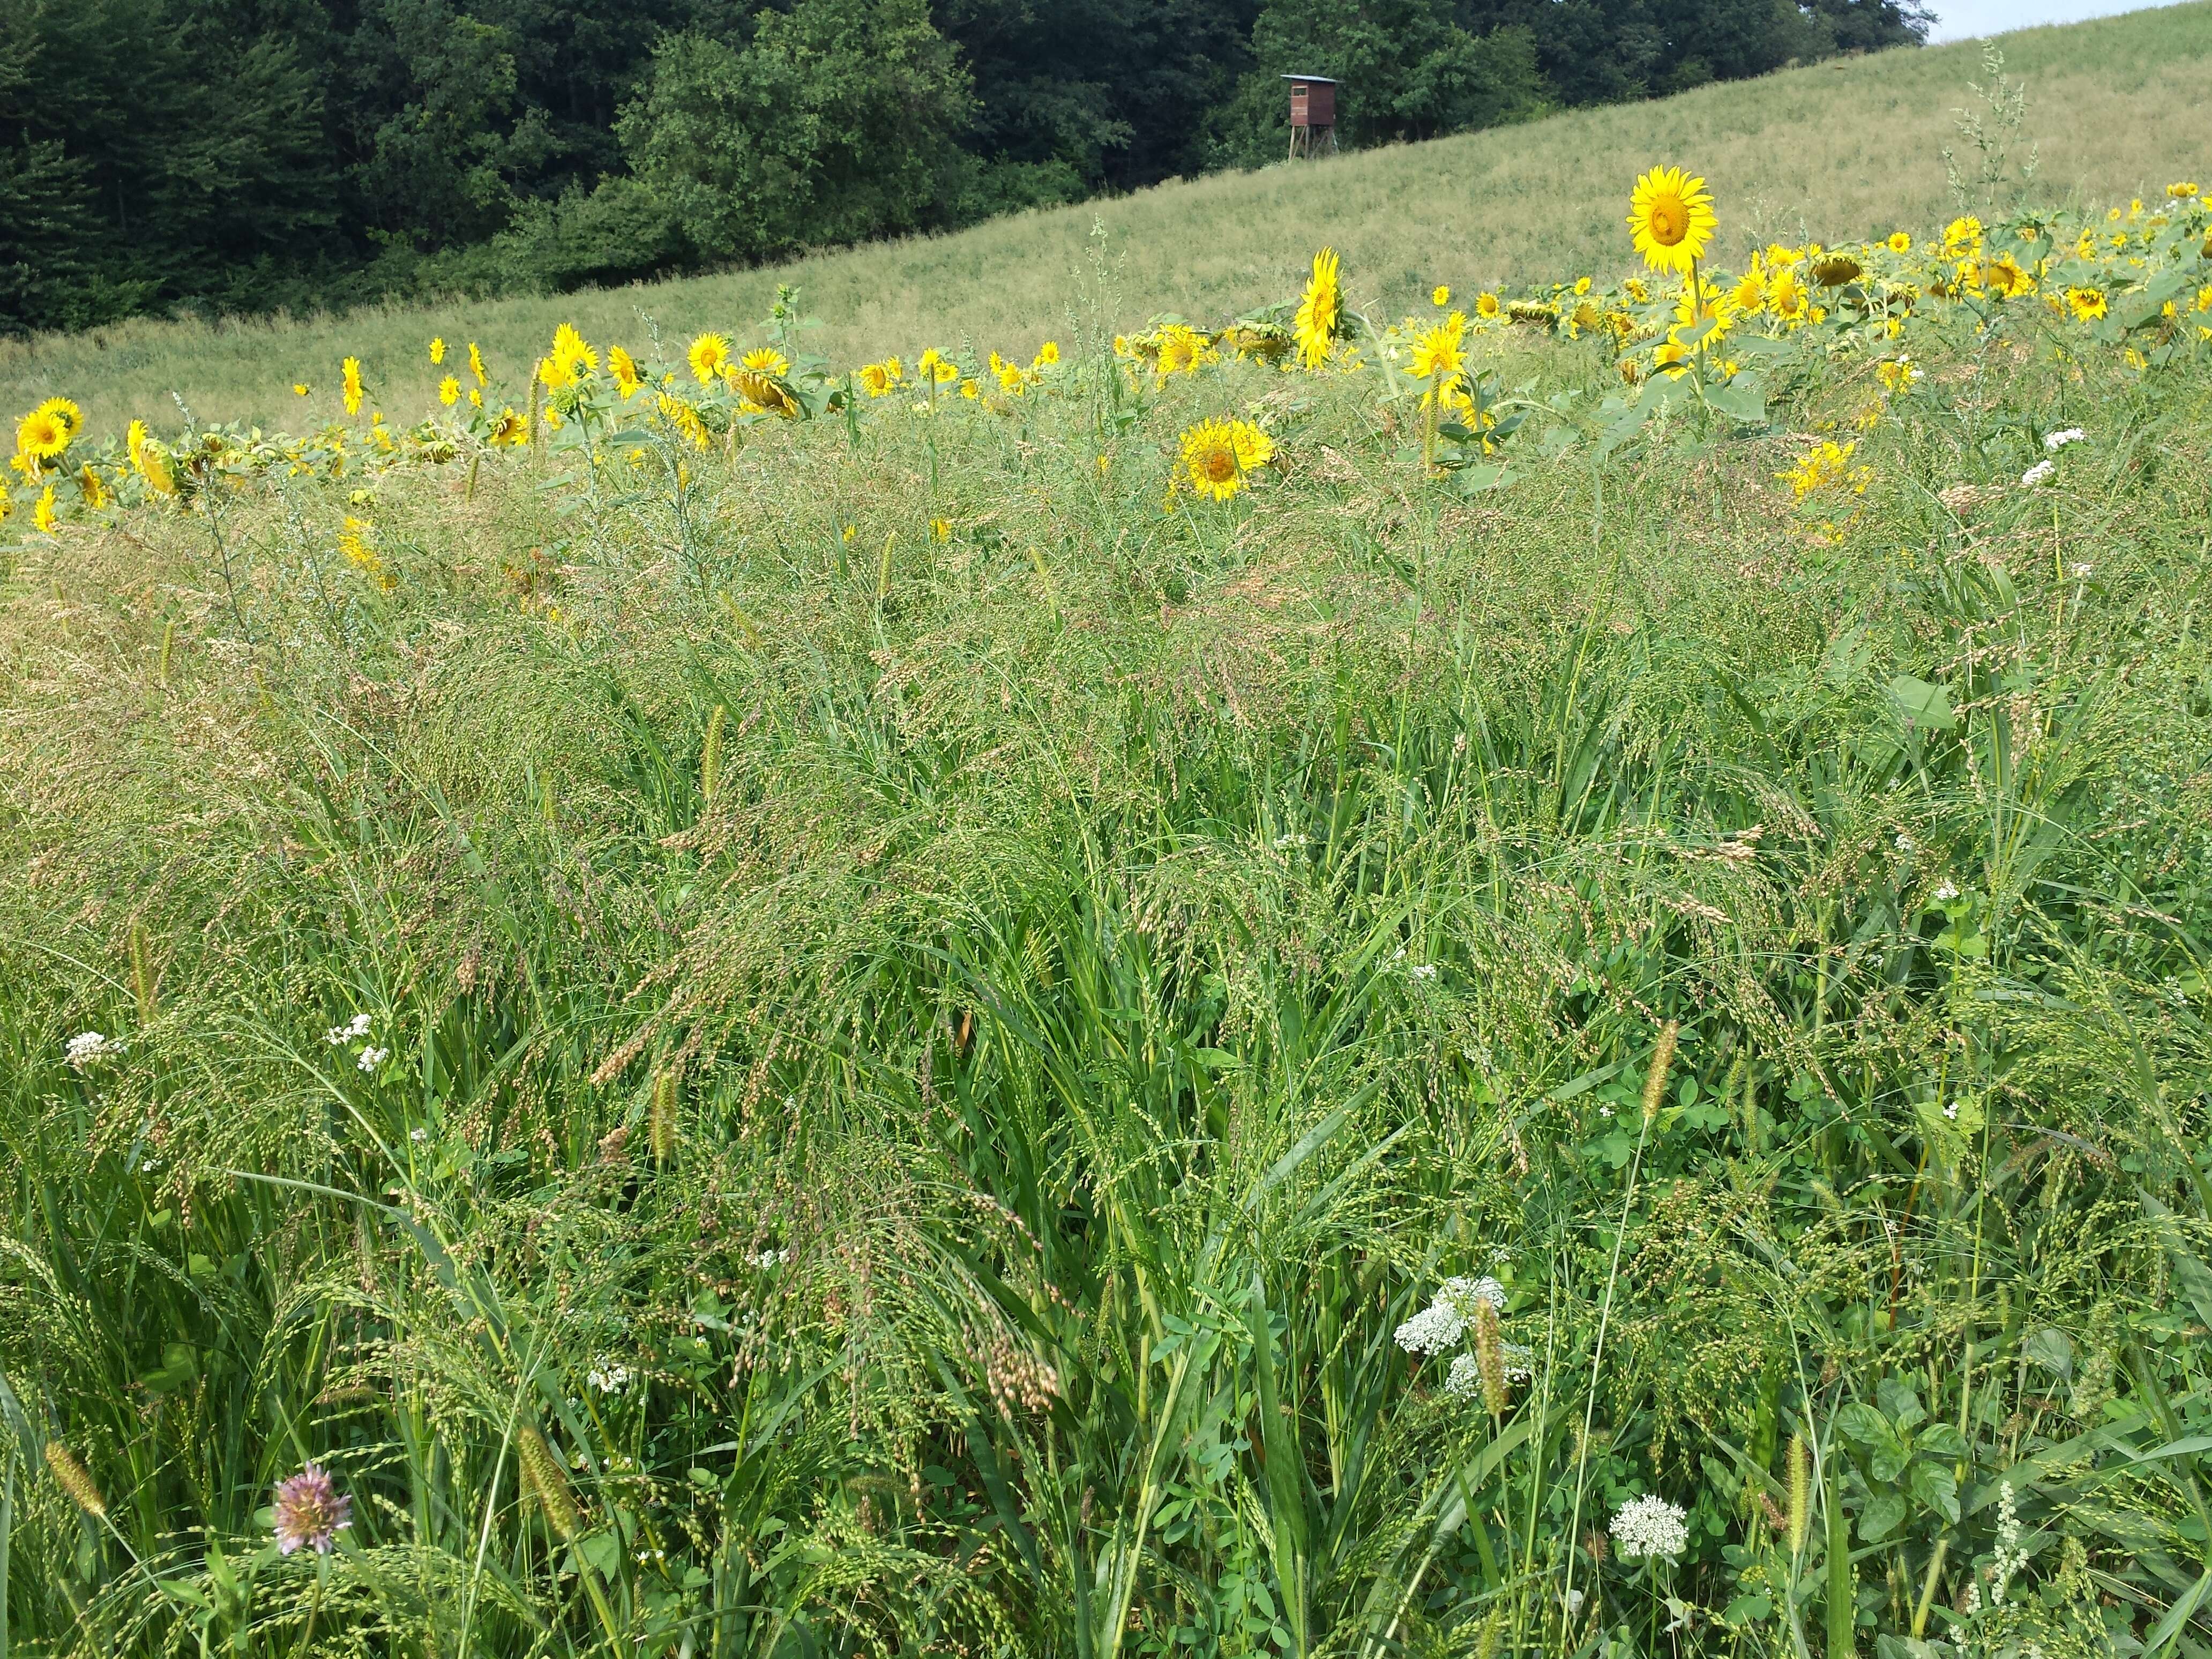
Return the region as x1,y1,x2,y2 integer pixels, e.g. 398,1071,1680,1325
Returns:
6,36,2212,1659
3,1,2210,436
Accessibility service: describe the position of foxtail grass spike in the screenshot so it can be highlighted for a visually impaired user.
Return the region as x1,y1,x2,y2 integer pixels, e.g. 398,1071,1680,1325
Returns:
700,705,727,804
517,1425,582,1541
44,1441,106,1517
648,1070,678,1163
1642,1020,1680,1123
1471,1295,1508,1417
1789,1431,1809,1557
157,618,175,687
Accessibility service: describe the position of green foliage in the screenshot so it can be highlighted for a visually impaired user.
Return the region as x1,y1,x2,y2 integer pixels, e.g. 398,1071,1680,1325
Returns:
4,186,2212,1659
621,0,975,265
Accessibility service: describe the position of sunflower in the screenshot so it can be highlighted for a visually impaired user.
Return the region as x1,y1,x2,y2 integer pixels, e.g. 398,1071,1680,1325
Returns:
739,346,789,378
78,464,108,510
1294,248,1342,370
2169,181,2199,199
542,324,596,389
1729,263,1767,316
857,360,900,398
126,418,152,475
294,384,311,397
468,342,487,386
14,404,70,462
34,485,55,532
917,348,960,385
2066,286,2107,322
430,337,446,365
608,346,642,401
656,393,710,449
1625,166,1716,276
342,357,364,417
488,407,529,447
1034,340,1059,367
687,333,731,385
439,376,461,407
1811,252,1863,287
1154,324,1216,379
733,370,801,419
1979,255,2032,297
1432,285,1451,307
1942,216,1984,260
1886,231,1912,255
1178,416,1273,502
1409,313,1466,383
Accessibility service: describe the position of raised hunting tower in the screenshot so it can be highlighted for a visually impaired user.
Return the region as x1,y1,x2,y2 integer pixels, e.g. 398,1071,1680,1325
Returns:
1283,74,1337,160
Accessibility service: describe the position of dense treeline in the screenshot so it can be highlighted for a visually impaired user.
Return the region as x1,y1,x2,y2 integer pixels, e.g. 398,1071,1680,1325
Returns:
0,0,1927,333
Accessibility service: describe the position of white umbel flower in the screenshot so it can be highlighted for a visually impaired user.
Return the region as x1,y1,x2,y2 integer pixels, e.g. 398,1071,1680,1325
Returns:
1394,1275,1507,1355
1610,1494,1689,1560
65,1031,123,1069
2020,459,2054,488
1444,1354,1483,1397
2043,428,2087,451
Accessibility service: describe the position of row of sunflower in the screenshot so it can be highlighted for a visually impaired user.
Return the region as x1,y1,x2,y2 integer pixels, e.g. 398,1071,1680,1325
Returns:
8,177,2208,536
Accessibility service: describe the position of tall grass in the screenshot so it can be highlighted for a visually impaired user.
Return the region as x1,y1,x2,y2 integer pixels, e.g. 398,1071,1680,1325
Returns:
5,190,2212,1657
4,1,2210,435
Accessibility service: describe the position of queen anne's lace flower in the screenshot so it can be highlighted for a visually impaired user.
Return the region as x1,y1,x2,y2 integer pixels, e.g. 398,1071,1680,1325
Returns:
2043,428,2087,451
1444,1354,1483,1396
2021,459,2054,488
65,1032,123,1068
1610,1493,1689,1559
1394,1275,1508,1355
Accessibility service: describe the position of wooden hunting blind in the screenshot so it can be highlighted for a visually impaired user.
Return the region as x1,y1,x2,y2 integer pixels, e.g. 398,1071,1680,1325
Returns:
1283,74,1337,160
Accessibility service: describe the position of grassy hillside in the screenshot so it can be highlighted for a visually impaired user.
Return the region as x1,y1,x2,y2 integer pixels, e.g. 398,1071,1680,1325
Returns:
5,1,2209,434
5,93,2212,1655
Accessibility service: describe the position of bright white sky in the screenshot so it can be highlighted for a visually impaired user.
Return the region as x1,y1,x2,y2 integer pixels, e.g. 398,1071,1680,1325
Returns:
1924,0,2196,42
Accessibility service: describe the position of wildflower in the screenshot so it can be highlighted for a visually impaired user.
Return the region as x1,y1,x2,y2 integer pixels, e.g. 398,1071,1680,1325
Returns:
1294,247,1343,370
608,345,641,400
33,486,55,532
687,333,730,385
438,376,460,407
1780,440,1869,501
587,1362,633,1394
2068,562,2093,579
739,346,789,378
1177,417,1273,502
1432,285,1451,307
1934,880,1961,902
338,517,394,590
44,1443,106,1516
342,357,364,417
488,408,529,447
1626,166,1716,276
1887,230,1911,253
2044,427,2087,451
430,337,446,365
468,342,486,386
1394,1275,1506,1355
326,1013,372,1045
294,383,311,397
2170,182,2200,199
2021,459,2054,488
1409,312,1467,383
1034,340,1060,366
357,1046,388,1071
1475,292,1500,321
1876,357,1921,395
654,394,707,448
65,1030,124,1068
14,401,73,462
2065,287,2106,322
1943,215,1984,259
1409,962,1438,982
272,1464,352,1555
857,360,901,397
930,517,952,542
1610,1494,1689,1560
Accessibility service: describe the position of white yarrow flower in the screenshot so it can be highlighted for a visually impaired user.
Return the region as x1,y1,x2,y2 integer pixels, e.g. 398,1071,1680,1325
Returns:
587,1362,633,1395
1934,880,1960,901
325,1012,373,1045
2043,428,2086,451
2020,459,2055,488
357,1046,389,1072
65,1031,123,1068
1610,1493,1690,1560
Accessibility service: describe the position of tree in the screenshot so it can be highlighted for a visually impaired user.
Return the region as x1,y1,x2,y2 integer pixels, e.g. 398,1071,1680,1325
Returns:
619,0,973,265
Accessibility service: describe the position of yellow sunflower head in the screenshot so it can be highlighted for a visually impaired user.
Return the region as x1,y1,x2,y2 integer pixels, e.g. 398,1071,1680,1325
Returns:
14,405,69,462
1177,416,1274,502
2066,286,2106,322
1409,313,1467,382
1626,166,1716,275
468,342,487,385
609,345,642,400
857,361,895,397
342,357,364,416
439,376,461,407
488,407,529,447
687,333,731,385
1294,248,1343,370
740,346,789,378
430,337,446,365
1431,285,1451,307
1887,231,1912,255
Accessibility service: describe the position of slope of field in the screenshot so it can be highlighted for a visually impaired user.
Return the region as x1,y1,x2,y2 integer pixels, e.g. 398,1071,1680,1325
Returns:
6,1,2208,432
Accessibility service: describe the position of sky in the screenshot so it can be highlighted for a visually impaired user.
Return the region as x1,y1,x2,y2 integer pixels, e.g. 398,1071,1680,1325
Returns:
1924,0,2196,42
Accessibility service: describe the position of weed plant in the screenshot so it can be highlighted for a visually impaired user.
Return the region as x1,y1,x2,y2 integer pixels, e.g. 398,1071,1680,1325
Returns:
4,185,2212,1659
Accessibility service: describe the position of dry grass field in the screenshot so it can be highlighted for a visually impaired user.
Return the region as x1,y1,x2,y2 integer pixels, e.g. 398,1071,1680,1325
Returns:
4,1,2207,434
